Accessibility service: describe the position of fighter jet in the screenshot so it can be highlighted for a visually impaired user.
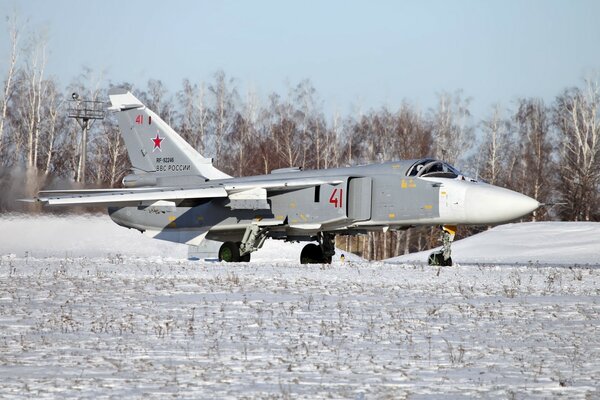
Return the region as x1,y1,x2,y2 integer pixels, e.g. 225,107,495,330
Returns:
30,88,540,265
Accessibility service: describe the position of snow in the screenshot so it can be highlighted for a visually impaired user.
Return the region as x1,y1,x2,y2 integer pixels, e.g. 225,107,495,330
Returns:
0,214,599,398
0,213,189,259
388,222,600,265
0,213,362,263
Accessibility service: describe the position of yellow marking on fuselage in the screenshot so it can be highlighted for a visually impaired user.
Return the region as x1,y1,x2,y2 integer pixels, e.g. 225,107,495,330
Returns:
168,215,177,228
388,213,396,219
401,179,417,189
423,204,433,210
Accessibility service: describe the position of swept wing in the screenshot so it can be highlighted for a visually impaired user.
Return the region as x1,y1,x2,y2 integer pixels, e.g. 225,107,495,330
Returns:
28,177,344,207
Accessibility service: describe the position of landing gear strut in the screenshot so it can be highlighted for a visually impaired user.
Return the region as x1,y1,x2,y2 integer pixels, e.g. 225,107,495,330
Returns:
300,232,335,264
218,224,268,263
428,225,456,266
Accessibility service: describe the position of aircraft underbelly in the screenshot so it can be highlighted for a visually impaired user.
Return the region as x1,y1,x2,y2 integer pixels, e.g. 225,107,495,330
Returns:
108,201,270,245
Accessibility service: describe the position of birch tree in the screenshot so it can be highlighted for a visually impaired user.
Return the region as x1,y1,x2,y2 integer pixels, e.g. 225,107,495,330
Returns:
432,91,474,168
20,30,48,170
478,105,513,186
0,13,20,157
554,78,600,221
513,98,554,220
208,70,238,165
177,79,210,154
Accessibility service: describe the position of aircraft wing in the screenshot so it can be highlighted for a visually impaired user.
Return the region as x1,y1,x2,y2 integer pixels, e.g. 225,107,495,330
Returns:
28,177,345,208
29,187,228,206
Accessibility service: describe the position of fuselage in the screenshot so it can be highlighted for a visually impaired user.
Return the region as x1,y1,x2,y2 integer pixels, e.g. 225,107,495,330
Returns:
108,159,539,245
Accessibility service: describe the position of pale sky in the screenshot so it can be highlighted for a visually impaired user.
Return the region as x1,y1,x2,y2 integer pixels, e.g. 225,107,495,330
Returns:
1,0,599,121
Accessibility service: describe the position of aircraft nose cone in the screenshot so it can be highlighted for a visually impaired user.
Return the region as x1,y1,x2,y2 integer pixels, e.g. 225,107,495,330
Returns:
464,183,540,224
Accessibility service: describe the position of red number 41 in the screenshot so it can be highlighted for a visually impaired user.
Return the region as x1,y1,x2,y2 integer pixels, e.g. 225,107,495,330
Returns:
329,188,343,208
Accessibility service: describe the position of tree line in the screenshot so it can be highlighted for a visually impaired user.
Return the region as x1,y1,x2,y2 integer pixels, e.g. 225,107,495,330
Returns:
1,20,599,259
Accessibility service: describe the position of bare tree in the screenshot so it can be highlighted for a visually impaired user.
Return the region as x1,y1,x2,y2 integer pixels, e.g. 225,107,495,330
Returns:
554,78,600,221
478,105,514,186
266,91,300,168
42,81,65,175
293,79,325,169
513,98,554,220
177,79,210,154
393,102,433,159
0,13,20,156
208,70,238,166
325,110,342,169
432,91,474,168
19,29,48,171
235,88,259,176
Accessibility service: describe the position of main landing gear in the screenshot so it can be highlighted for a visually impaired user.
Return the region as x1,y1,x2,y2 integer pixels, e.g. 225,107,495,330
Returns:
428,225,456,267
300,232,335,264
218,224,268,263
218,241,251,262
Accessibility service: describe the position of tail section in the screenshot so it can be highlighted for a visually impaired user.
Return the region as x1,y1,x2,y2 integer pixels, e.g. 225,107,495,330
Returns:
108,88,231,181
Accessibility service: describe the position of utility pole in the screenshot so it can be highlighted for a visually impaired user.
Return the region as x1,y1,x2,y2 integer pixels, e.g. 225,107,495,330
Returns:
68,93,105,183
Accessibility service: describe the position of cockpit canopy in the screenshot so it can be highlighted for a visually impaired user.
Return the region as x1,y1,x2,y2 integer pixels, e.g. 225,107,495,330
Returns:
407,158,463,179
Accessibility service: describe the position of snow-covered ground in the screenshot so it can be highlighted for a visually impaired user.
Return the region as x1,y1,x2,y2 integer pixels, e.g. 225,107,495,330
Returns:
0,213,361,263
389,222,600,265
0,214,599,398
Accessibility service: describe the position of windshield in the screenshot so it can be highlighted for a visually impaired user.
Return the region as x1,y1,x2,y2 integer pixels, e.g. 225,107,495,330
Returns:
407,159,462,178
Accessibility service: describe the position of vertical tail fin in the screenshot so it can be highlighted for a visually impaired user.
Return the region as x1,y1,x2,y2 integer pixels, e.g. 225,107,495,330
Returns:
108,88,231,181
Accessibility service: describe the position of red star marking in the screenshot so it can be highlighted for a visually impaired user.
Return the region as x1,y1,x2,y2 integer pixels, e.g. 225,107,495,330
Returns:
151,133,164,151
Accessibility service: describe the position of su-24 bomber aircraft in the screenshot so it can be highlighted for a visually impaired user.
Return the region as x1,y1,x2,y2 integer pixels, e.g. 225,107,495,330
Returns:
30,88,540,265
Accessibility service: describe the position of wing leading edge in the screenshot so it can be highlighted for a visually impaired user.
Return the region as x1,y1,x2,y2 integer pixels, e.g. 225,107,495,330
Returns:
28,177,345,207
31,187,229,206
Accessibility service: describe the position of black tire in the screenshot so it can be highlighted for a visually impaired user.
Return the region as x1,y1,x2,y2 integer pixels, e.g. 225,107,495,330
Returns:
219,241,240,262
235,242,251,262
300,244,325,264
428,252,452,266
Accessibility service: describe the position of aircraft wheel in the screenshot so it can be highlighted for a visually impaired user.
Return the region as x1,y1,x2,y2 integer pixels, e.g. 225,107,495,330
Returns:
219,241,240,262
235,242,251,262
428,251,452,266
300,244,328,264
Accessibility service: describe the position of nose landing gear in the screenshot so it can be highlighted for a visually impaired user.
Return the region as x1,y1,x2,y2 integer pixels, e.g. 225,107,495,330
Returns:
428,225,456,266
300,232,335,264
